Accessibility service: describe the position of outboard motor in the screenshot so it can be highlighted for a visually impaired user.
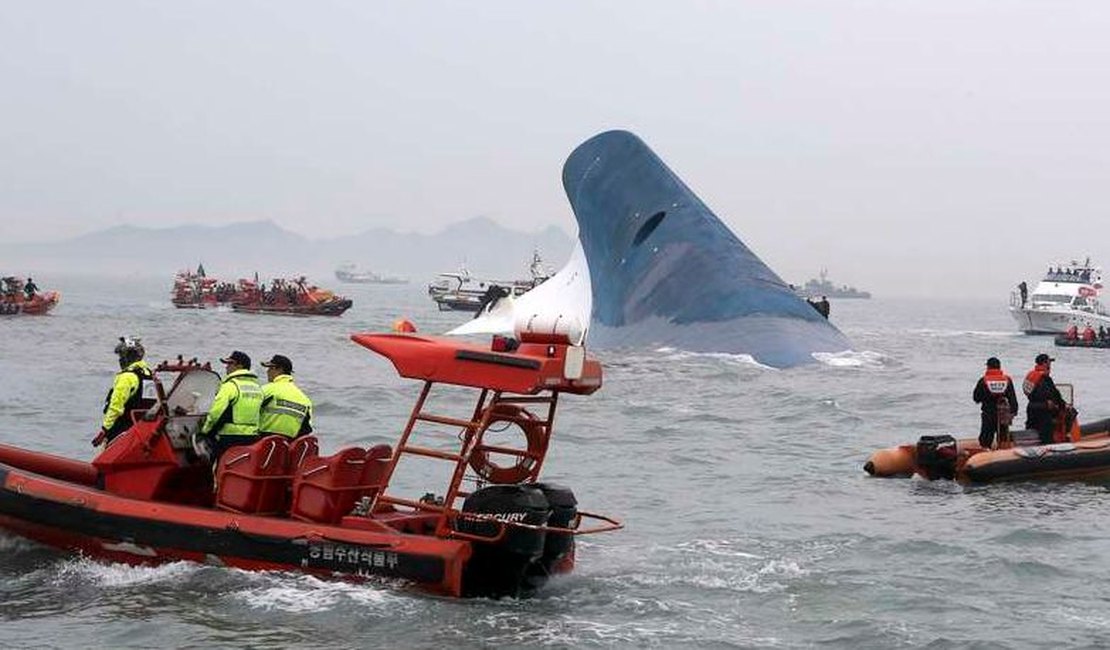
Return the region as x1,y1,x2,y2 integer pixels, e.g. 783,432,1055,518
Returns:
916,434,958,480
457,484,550,598
530,483,578,574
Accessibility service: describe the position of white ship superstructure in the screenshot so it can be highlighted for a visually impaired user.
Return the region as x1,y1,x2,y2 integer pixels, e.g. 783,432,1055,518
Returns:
1010,259,1110,334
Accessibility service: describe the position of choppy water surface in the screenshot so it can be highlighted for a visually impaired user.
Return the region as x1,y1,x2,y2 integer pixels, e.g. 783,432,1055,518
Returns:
3,275,1110,649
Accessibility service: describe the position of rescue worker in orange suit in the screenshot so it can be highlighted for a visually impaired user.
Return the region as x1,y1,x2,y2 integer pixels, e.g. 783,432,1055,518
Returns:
94,337,155,447
1081,324,1096,342
1065,324,1078,341
972,357,1019,449
1023,353,1067,445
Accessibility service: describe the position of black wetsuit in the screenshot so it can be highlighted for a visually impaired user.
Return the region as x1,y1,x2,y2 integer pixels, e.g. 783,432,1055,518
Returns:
973,375,1019,448
1026,375,1065,445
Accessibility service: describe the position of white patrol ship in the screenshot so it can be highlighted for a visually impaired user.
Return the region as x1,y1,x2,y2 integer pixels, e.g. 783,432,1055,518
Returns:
1010,258,1110,334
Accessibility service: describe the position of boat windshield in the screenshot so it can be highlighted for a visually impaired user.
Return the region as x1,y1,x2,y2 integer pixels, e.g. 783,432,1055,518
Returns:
1031,293,1071,304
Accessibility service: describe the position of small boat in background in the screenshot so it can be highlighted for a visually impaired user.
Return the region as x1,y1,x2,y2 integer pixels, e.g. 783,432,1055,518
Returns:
428,251,552,312
171,265,242,309
1054,334,1110,349
794,269,871,299
335,263,408,285
232,276,352,317
1,276,60,315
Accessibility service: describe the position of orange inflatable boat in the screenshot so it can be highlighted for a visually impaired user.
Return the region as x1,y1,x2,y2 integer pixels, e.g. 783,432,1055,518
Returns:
865,385,1110,483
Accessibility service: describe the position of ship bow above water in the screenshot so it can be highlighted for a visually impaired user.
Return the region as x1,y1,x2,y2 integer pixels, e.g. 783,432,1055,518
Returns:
562,130,851,368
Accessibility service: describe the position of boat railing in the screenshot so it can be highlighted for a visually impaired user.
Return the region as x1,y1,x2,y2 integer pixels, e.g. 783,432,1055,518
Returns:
447,509,623,545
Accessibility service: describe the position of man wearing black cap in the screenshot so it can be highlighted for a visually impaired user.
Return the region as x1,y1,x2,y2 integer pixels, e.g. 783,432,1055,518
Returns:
199,351,263,460
972,357,1019,449
259,354,314,438
1023,353,1066,444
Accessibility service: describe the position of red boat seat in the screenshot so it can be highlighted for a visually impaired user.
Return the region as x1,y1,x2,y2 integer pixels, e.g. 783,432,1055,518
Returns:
289,435,320,471
215,436,291,515
290,444,392,524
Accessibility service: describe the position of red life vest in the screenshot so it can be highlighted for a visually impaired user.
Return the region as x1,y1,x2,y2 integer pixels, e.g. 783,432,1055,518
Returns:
1023,365,1049,397
1065,325,1078,340
1082,327,1096,341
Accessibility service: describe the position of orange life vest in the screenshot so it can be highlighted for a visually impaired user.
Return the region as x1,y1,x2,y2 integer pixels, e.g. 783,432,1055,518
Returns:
983,368,1010,394
1023,365,1048,397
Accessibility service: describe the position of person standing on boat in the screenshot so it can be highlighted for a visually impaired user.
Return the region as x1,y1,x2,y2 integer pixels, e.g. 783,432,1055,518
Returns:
94,337,155,447
1023,353,1066,445
258,354,313,439
972,357,1018,449
200,351,263,460
23,277,38,299
1018,281,1028,308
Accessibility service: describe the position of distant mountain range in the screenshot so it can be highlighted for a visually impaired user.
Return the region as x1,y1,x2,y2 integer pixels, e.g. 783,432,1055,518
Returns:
1,217,575,282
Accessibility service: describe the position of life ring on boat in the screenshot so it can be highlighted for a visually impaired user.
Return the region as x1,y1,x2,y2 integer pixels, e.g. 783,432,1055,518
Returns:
468,404,546,484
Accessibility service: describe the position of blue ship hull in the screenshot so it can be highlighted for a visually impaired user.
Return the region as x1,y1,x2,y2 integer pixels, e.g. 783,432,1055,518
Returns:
562,130,852,368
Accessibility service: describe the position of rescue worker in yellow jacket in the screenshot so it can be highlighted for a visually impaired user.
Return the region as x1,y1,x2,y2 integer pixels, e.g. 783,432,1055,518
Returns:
95,337,155,446
200,350,263,461
259,354,314,438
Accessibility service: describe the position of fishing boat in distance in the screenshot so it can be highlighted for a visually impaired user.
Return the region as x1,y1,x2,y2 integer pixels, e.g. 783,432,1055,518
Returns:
232,276,352,317
335,263,408,285
428,251,552,312
794,269,871,299
1010,258,1110,335
0,276,60,315
0,324,621,598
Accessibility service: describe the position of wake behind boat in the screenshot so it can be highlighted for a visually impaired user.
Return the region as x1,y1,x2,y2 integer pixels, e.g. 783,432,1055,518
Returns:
1010,258,1110,334
0,327,620,598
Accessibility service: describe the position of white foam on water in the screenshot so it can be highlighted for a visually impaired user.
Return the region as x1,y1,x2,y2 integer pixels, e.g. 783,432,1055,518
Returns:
654,348,775,369
231,572,409,614
907,328,1024,338
812,349,889,367
0,532,37,552
52,557,199,588
675,538,764,559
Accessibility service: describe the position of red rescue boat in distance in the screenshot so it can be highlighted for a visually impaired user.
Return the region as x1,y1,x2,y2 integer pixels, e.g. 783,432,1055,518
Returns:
0,330,622,598
231,276,352,317
0,276,60,315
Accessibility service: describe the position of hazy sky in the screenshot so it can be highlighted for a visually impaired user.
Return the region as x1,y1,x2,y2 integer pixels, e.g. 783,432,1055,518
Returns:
2,1,1108,297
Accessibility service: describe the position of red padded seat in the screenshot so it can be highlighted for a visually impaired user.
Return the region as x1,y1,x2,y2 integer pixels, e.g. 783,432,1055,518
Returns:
215,436,291,515
290,445,393,524
289,435,320,471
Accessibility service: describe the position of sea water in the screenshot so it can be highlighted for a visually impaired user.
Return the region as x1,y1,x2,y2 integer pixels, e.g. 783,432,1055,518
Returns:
2,275,1109,649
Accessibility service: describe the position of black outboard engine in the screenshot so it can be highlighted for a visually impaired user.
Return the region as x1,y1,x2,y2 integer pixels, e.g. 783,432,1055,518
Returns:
457,484,550,598
916,434,958,480
529,483,577,575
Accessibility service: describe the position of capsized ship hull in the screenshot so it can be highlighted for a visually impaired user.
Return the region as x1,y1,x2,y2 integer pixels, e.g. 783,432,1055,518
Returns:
563,130,851,368
454,130,852,368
